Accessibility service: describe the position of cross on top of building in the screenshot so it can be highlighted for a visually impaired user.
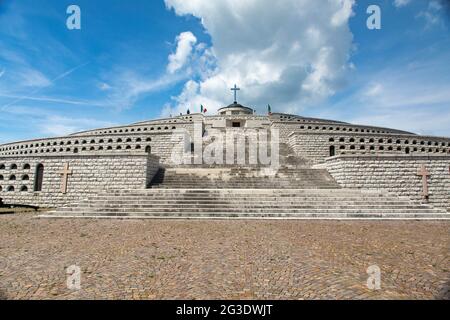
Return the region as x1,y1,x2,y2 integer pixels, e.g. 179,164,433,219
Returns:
231,84,240,103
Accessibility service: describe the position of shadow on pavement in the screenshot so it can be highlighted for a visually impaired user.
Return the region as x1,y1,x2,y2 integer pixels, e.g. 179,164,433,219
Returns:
0,289,8,300
436,278,450,300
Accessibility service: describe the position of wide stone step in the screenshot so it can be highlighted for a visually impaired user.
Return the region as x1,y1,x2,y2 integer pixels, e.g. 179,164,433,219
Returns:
159,175,334,178
68,206,434,212
77,199,418,206
68,207,434,214
88,192,390,198
41,212,450,220
151,182,339,185
152,177,338,180
154,180,338,183
92,189,386,196
43,185,448,219
100,188,369,193
56,207,442,213
150,166,341,189
90,198,410,204
83,197,409,204
153,184,339,187
157,176,327,179
59,206,441,213
84,193,400,200
85,195,405,201
158,174,334,176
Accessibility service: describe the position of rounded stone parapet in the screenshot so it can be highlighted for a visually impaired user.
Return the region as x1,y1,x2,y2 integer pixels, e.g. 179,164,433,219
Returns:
218,103,254,115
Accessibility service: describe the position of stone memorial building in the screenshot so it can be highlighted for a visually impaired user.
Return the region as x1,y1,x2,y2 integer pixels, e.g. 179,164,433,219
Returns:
0,88,449,219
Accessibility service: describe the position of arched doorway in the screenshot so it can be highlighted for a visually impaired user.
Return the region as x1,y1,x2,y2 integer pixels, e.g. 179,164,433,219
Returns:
329,145,335,157
34,163,44,191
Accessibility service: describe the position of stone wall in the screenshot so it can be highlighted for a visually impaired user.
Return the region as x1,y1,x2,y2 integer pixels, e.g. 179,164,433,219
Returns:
289,132,450,163
2,114,450,166
0,130,191,166
0,153,160,208
323,155,450,210
273,120,412,141
288,133,330,162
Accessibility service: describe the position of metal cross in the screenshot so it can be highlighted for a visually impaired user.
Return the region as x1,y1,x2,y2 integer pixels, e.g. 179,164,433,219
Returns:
59,163,73,194
231,84,240,103
416,164,430,201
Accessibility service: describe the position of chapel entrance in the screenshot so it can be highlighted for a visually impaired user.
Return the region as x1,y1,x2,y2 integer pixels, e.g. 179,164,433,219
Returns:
232,122,241,128
34,163,44,192
329,146,335,157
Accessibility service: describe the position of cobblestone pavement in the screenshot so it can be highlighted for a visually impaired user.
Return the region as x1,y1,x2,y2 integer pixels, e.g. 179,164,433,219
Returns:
0,213,449,300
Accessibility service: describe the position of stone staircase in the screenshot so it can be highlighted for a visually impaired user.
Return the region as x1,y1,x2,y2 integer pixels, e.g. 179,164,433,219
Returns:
150,167,340,189
41,188,449,219
39,141,449,220
279,142,311,168
168,142,311,168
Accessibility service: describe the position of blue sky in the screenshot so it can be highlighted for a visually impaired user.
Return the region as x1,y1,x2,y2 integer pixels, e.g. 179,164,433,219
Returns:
0,0,449,144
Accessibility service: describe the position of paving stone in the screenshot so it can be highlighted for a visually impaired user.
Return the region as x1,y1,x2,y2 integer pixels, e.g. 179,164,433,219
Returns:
0,212,448,300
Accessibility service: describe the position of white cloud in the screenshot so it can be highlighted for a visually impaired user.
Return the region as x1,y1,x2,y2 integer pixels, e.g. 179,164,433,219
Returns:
97,32,212,111
167,31,197,74
102,70,187,110
0,93,109,109
19,68,52,88
98,82,112,91
0,105,116,139
364,83,384,97
331,0,355,26
1,62,91,110
326,57,450,137
39,115,114,137
0,68,4,78
429,0,443,11
417,0,446,29
394,0,412,8
161,79,221,116
164,0,356,115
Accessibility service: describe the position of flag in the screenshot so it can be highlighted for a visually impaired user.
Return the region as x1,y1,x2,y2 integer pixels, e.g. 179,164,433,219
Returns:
268,104,272,115
200,105,204,113
203,108,207,113
187,108,190,115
